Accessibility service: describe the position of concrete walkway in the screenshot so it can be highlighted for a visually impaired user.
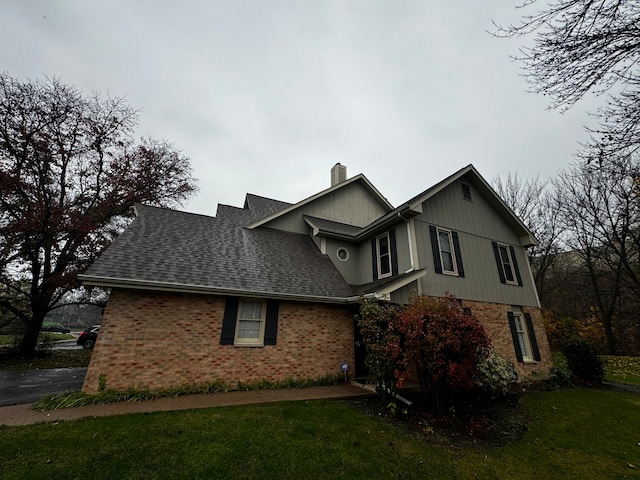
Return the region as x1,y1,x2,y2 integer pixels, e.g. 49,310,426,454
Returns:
0,383,373,427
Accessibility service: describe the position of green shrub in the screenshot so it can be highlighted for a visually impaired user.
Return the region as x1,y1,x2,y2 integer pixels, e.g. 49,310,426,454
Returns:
474,348,517,395
561,339,604,383
548,366,574,389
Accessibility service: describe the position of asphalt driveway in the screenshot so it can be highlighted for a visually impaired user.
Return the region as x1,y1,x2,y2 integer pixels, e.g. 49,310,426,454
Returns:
0,367,87,406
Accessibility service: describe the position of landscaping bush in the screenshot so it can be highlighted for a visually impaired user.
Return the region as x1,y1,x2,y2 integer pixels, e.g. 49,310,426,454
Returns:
358,295,491,415
561,339,604,383
474,348,517,396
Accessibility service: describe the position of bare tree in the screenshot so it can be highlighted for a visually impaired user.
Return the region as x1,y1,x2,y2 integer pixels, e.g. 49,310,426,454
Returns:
496,0,640,160
555,155,640,354
0,74,198,356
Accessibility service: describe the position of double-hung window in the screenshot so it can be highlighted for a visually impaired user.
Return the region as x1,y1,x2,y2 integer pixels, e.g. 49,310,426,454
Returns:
492,242,522,286
429,226,464,277
498,244,517,284
220,298,280,347
513,312,532,360
508,309,541,362
376,233,392,278
235,300,266,345
437,229,457,274
371,230,397,280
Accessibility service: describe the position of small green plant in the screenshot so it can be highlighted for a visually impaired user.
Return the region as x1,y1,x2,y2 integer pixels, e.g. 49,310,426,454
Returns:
561,339,604,383
98,374,107,392
32,374,343,411
548,367,574,389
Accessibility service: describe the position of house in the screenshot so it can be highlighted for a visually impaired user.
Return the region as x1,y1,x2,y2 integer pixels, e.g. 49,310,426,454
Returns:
78,164,552,393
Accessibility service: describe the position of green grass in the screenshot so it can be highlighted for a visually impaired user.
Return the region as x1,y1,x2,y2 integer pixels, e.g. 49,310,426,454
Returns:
0,333,75,346
1,389,638,479
0,348,92,370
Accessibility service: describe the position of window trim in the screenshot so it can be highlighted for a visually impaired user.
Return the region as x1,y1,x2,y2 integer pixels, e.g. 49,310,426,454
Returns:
436,227,458,276
376,232,392,279
234,299,267,346
497,243,518,285
513,312,533,361
336,247,350,262
508,310,541,363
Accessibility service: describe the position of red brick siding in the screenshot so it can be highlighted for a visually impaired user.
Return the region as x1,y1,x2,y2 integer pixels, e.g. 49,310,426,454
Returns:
82,289,355,393
461,299,553,379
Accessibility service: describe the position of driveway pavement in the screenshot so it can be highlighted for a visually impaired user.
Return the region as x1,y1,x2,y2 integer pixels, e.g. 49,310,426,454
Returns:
0,367,87,407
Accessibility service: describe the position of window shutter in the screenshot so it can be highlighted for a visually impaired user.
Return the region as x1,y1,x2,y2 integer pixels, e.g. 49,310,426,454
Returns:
220,297,239,345
389,228,398,276
507,311,523,362
264,300,279,345
510,246,523,286
429,225,443,274
371,237,378,279
492,241,506,284
524,313,541,361
452,231,464,277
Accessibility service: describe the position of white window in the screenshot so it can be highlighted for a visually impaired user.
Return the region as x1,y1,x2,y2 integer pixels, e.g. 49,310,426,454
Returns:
498,244,518,285
437,228,458,275
234,300,266,346
513,312,533,361
376,233,392,278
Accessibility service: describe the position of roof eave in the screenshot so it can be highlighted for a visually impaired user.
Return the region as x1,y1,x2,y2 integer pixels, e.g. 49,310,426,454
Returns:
79,275,367,304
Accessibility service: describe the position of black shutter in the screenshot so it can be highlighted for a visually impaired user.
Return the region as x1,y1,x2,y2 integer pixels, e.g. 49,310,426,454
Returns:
429,225,443,274
492,241,506,284
524,313,541,361
507,311,523,362
510,246,523,286
371,237,378,279
389,229,398,276
220,297,239,345
264,300,279,345
452,231,464,277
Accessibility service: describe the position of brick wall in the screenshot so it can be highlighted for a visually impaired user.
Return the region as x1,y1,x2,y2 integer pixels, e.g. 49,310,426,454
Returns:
82,289,355,393
461,299,553,379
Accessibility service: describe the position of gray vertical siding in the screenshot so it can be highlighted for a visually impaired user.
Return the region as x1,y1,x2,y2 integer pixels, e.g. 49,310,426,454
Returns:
412,178,539,307
265,182,389,234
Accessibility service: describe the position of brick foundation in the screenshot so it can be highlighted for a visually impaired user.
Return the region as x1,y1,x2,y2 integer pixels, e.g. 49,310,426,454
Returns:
82,289,355,393
461,299,553,379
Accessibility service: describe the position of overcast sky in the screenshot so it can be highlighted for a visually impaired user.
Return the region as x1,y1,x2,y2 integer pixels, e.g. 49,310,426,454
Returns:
1,1,599,216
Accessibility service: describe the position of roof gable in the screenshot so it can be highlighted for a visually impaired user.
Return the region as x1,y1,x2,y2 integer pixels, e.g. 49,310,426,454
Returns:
246,174,394,230
399,165,538,247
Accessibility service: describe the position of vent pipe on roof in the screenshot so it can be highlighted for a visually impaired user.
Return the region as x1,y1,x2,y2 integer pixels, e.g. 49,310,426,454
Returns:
331,163,347,186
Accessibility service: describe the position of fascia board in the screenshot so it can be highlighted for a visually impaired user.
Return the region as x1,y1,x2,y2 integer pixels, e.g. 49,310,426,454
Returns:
406,164,538,246
78,275,366,304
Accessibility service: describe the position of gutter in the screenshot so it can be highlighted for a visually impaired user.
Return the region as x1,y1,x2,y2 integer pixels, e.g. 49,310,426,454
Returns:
78,274,378,305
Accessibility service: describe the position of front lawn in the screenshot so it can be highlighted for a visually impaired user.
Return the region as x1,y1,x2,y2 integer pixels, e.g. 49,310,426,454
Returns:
0,349,92,370
0,388,638,479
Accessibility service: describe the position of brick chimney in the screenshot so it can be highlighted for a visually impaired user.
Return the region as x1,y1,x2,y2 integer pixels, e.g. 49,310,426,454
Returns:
331,163,347,186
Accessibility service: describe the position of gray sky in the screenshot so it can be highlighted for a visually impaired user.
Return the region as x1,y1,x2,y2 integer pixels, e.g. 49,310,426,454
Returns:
0,1,598,216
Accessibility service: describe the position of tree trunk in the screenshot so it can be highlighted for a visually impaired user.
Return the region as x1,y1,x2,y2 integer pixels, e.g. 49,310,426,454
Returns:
18,311,47,357
603,316,618,356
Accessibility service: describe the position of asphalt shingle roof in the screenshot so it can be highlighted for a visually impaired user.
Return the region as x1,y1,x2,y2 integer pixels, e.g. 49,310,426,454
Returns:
82,203,355,300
